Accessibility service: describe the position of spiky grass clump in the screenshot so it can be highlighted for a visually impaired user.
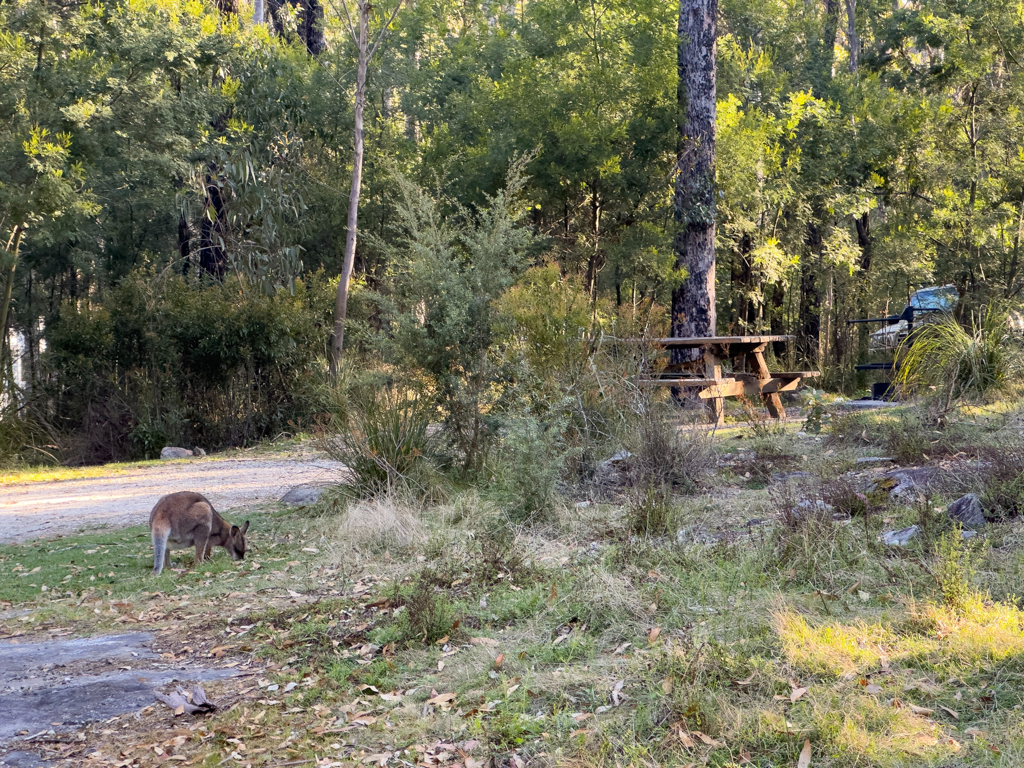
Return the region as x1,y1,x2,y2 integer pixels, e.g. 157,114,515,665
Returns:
320,386,437,496
896,309,1022,406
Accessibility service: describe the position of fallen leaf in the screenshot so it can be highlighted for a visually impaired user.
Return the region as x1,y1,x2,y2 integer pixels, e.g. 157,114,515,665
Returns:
547,582,558,606
470,637,498,647
691,731,723,747
790,686,808,703
908,704,935,716
938,705,959,720
494,653,504,669
661,677,673,694
797,739,811,768
865,684,883,694
427,692,456,709
648,627,662,644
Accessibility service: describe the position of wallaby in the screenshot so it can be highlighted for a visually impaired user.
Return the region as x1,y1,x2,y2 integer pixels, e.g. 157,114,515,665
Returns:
149,491,249,575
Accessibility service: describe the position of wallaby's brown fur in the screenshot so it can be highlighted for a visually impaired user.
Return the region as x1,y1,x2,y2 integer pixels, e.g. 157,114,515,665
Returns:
149,491,249,575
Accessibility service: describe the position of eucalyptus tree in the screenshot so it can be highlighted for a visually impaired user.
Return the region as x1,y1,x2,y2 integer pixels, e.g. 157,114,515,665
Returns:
672,0,718,352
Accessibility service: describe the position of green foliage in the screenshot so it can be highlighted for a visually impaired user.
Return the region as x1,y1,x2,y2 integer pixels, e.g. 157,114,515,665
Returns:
321,386,435,497
380,158,537,472
895,311,1022,406
45,272,326,462
487,412,568,523
933,530,981,614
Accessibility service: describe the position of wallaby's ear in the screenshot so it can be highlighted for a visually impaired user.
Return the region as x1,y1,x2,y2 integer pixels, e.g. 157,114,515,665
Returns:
231,525,240,537
241,520,250,536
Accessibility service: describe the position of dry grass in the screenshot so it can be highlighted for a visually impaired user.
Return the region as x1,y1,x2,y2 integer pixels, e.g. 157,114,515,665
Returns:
322,493,425,553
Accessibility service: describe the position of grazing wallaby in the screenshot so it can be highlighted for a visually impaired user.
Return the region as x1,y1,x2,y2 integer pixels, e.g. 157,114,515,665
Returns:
149,491,249,575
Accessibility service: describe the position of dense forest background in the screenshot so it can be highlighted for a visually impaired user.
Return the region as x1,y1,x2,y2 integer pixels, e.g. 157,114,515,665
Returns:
2,0,1023,462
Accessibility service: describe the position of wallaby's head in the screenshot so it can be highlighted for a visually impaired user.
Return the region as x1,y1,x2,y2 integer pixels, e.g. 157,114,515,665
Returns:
227,520,250,561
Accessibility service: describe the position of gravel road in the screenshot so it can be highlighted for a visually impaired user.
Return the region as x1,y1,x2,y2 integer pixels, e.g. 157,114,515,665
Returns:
0,457,345,543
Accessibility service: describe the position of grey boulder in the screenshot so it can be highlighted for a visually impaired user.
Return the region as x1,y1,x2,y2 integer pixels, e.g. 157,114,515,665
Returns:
280,486,326,505
160,447,193,459
882,525,920,546
947,493,986,529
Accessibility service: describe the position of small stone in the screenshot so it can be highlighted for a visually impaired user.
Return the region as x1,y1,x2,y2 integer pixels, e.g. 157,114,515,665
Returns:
160,447,193,460
947,493,986,529
192,447,207,457
882,525,920,547
279,486,326,505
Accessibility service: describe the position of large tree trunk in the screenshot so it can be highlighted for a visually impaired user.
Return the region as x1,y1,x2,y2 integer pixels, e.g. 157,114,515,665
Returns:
331,2,369,373
809,0,840,92
798,220,822,365
299,0,326,55
671,0,717,361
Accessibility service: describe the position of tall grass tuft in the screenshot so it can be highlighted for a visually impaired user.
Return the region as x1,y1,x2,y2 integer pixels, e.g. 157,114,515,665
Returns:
320,386,436,497
895,309,1021,406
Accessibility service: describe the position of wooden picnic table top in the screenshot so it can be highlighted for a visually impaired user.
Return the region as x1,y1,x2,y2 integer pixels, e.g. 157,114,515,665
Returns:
651,334,792,348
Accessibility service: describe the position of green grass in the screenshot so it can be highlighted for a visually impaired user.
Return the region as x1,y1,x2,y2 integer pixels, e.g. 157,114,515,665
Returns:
5,408,1024,767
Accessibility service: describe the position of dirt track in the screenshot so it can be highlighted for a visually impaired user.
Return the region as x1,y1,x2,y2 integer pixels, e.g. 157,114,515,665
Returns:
0,457,344,544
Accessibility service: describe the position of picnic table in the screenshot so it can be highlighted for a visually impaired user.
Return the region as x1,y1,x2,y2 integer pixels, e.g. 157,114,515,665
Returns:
641,335,819,425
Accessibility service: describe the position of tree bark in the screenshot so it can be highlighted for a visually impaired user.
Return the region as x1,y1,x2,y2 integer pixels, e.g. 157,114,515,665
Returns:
199,164,227,279
809,0,840,92
671,0,717,361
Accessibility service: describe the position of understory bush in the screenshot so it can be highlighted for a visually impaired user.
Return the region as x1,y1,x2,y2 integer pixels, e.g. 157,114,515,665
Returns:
319,385,438,497
42,271,330,462
895,309,1022,406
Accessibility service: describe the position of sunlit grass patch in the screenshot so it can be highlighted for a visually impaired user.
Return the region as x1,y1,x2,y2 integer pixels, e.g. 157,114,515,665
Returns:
777,598,1024,680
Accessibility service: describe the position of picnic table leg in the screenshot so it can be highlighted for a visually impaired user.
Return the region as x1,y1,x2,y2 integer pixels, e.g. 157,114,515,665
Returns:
704,350,725,426
748,350,786,420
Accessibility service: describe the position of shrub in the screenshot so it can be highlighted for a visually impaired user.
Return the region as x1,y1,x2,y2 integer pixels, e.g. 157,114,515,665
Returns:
320,386,436,497
895,308,1022,406
488,412,568,523
393,575,459,646
44,271,328,462
622,401,714,495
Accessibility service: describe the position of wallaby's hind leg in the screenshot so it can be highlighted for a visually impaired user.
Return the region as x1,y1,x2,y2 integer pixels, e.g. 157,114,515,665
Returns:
152,528,169,575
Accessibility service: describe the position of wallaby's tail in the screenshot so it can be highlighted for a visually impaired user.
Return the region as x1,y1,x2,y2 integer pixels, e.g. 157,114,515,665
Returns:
152,526,169,575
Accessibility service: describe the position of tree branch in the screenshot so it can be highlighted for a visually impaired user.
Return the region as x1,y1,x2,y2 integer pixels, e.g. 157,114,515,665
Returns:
368,0,404,61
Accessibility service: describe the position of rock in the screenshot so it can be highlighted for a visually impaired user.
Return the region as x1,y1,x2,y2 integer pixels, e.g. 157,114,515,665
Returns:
594,450,632,486
947,493,986,529
961,529,977,540
193,446,207,457
160,446,193,460
871,466,942,499
772,471,814,482
856,456,894,464
882,525,920,546
280,486,326,505
598,450,632,470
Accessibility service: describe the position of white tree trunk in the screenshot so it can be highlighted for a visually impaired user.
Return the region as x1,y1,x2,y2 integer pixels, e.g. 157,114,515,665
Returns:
331,1,369,372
